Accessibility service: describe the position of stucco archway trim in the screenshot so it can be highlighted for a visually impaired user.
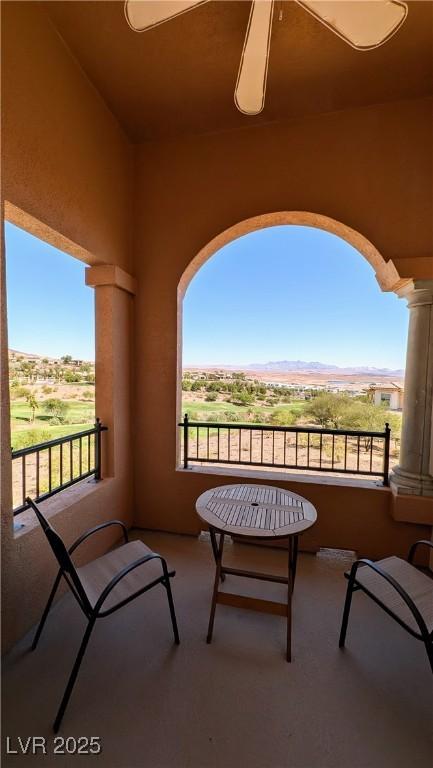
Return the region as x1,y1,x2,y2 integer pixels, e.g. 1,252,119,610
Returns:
178,211,410,300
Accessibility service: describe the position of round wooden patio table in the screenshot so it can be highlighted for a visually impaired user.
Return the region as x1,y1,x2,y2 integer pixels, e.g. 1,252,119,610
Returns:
196,483,317,661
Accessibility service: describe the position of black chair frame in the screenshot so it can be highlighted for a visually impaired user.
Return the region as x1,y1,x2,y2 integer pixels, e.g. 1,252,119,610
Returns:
339,539,433,672
26,497,180,732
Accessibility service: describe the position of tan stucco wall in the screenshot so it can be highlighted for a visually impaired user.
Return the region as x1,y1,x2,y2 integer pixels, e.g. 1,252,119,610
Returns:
135,97,432,270
142,468,429,562
1,1,133,270
1,2,134,651
132,97,432,554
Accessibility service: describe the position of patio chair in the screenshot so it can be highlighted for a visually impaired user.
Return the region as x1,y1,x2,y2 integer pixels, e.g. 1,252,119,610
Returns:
339,540,433,672
26,497,179,732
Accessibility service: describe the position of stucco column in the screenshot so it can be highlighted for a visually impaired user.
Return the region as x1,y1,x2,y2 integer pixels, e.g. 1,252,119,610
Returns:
391,280,433,497
85,265,136,479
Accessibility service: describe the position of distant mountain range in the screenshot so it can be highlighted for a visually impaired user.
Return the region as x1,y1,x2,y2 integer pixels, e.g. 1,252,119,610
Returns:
9,349,43,359
11,349,403,377
186,360,405,376
245,360,404,376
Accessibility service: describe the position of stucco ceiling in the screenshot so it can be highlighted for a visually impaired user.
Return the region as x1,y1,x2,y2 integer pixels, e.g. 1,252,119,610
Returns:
43,0,433,141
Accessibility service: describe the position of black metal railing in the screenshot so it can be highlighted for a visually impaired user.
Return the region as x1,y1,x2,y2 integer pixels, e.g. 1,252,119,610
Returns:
179,414,391,485
11,418,108,515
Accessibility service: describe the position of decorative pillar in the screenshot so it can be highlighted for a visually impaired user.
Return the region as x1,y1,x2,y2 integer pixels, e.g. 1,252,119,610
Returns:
85,265,136,479
391,280,433,498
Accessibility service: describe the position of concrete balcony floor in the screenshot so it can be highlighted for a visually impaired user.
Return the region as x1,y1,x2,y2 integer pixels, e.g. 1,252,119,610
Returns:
2,531,432,768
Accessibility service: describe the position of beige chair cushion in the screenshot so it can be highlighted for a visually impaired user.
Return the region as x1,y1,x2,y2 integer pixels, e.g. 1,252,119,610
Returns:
354,556,433,634
77,540,166,611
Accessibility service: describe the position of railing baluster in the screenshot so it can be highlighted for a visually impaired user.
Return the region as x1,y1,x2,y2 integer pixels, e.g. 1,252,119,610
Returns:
196,426,199,459
272,430,275,464
183,413,189,469
250,429,252,462
88,434,91,471
344,435,348,470
217,427,220,460
370,437,373,472
261,431,264,463
238,429,241,462
207,427,210,460
228,428,231,461
36,451,40,497
60,443,63,486
331,435,335,468
70,439,74,481
307,432,310,467
295,432,298,466
94,419,102,481
283,432,287,466
383,423,391,486
48,447,52,492
356,436,360,471
22,455,26,507
319,433,323,468
79,436,83,475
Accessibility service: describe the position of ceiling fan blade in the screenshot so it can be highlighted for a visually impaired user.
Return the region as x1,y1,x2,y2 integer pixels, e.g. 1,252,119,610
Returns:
125,0,209,32
296,1,408,50
235,0,274,116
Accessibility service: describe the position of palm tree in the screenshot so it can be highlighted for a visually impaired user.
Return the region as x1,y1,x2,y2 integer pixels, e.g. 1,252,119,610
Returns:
26,394,39,423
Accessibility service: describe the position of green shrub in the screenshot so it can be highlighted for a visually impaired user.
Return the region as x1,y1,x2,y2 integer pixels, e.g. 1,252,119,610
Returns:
270,408,297,427
64,372,81,383
225,411,241,422
206,413,219,422
230,391,253,406
44,398,69,423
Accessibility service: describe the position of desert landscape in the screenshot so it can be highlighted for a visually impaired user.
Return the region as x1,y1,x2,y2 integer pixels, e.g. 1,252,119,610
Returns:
180,362,403,481
9,352,403,508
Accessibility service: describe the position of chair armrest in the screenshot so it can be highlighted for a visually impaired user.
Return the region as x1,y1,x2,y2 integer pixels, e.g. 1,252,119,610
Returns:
408,540,433,565
347,558,430,638
68,520,128,555
94,553,174,613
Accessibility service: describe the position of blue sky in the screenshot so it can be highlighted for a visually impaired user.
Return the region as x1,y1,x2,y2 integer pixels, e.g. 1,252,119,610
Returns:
183,225,408,370
5,222,95,361
5,221,408,369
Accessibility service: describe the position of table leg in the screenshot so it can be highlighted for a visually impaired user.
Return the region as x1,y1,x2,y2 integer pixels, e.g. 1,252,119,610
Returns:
286,538,294,662
292,535,299,586
209,527,225,582
206,530,225,643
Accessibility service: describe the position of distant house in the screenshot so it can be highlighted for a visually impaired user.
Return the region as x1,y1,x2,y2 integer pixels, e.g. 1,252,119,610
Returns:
368,383,404,410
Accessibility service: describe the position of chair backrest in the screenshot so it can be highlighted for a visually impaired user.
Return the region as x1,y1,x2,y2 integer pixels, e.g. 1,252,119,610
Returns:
26,497,91,613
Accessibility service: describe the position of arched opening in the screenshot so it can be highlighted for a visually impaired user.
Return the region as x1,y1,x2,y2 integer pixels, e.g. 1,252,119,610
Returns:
177,212,409,483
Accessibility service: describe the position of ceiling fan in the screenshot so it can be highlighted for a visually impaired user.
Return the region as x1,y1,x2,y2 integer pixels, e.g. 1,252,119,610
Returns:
124,0,408,116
